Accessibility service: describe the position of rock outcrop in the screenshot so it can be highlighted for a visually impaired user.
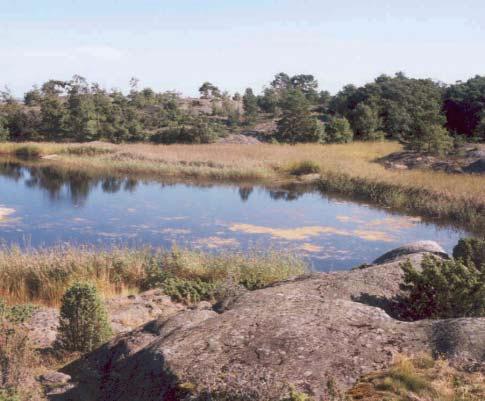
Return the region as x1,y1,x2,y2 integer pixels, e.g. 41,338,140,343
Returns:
463,158,485,173
49,242,485,401
26,289,185,349
372,240,448,264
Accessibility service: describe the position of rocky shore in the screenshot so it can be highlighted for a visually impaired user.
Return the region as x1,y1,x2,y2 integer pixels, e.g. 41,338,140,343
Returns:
26,242,484,400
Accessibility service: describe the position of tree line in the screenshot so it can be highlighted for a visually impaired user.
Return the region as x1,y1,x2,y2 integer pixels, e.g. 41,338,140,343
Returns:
0,72,484,153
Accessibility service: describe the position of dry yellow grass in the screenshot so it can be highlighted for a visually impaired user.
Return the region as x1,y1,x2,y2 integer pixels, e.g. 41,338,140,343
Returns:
0,245,306,306
348,354,485,401
0,141,482,202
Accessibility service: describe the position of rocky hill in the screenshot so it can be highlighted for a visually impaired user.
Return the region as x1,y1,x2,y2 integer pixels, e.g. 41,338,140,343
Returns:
42,242,484,401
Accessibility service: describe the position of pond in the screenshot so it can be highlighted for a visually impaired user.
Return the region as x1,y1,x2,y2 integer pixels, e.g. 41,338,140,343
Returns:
0,160,466,271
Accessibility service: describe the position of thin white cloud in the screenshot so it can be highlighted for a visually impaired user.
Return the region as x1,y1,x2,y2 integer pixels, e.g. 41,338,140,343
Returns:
23,45,124,62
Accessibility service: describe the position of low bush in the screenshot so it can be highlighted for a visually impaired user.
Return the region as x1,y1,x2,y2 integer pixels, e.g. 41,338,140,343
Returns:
0,300,38,324
324,117,354,144
288,160,321,176
453,237,485,271
361,130,386,141
161,277,219,304
395,255,485,320
56,282,112,353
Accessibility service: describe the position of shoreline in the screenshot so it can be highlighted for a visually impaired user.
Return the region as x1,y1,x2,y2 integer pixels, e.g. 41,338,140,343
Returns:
0,141,483,235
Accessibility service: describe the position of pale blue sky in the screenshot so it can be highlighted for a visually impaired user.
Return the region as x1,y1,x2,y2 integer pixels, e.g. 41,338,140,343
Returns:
1,0,484,96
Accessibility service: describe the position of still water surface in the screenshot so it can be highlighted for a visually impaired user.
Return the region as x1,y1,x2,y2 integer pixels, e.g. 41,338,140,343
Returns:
0,160,465,270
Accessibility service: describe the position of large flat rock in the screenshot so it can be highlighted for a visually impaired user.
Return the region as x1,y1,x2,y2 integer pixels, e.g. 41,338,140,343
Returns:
53,251,485,401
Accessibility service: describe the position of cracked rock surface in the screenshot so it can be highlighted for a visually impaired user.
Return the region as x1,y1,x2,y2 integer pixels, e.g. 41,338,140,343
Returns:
49,244,485,401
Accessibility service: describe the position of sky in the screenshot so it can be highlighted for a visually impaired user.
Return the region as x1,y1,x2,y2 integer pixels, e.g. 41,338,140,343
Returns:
1,0,485,96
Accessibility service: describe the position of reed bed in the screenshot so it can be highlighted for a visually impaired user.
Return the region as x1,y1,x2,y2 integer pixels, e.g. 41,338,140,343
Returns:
0,246,307,306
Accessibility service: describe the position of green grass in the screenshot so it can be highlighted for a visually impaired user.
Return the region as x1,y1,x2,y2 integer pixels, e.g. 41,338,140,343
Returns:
287,160,321,176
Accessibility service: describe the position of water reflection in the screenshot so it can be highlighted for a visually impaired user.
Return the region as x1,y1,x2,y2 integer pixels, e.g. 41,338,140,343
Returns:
0,160,308,205
0,159,467,270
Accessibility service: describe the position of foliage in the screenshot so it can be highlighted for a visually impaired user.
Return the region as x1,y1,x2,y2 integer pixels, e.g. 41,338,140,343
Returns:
141,248,307,303
350,103,381,137
362,130,386,141
453,237,485,270
444,75,485,139
199,82,220,98
56,282,112,353
1,72,484,145
395,255,485,320
242,88,259,123
406,124,453,155
325,117,353,143
0,300,38,324
329,72,446,146
288,160,320,175
0,117,9,142
275,90,324,143
160,277,218,304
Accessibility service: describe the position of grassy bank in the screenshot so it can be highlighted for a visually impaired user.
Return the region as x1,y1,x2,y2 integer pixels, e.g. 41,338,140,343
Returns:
0,141,484,233
0,246,307,306
347,354,484,401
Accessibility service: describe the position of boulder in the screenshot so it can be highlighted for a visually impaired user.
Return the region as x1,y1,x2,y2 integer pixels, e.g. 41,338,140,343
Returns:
463,158,485,173
52,248,484,401
372,241,448,264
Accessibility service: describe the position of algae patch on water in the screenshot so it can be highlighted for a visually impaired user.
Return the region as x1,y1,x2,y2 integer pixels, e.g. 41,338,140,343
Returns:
229,223,395,242
0,207,15,223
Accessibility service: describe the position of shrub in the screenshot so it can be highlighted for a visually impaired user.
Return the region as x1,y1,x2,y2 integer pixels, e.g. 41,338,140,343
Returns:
324,117,353,143
453,237,485,271
395,255,485,320
0,300,38,324
56,282,112,353
406,124,453,155
141,252,219,304
288,160,320,176
161,277,219,304
361,130,386,141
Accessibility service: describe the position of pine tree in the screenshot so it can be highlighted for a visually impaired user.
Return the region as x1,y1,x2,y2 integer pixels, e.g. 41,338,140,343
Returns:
56,282,112,352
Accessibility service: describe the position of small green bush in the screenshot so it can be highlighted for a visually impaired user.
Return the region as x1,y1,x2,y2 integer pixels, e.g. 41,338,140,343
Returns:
141,253,219,304
288,160,321,176
395,255,485,320
161,277,219,304
324,117,354,143
362,130,386,141
0,300,38,324
0,389,20,401
453,237,485,271
56,282,112,353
